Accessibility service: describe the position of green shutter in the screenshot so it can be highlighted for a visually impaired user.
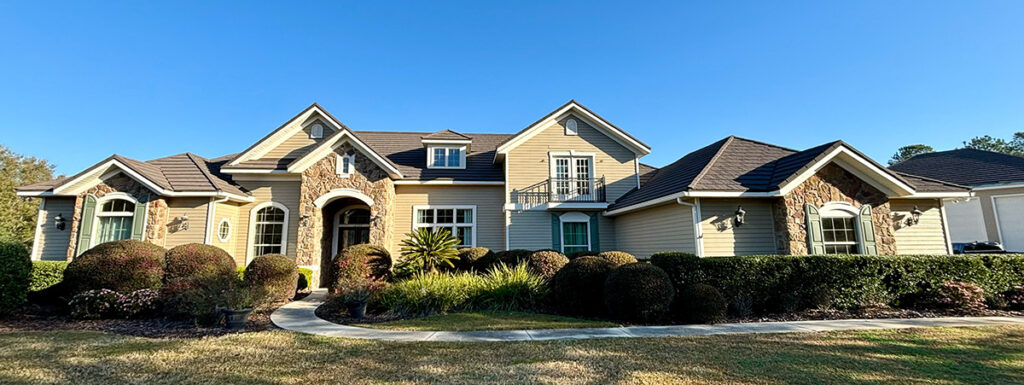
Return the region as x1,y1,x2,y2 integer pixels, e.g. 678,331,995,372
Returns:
551,214,561,251
858,204,877,255
804,204,825,254
76,194,97,256
131,193,149,241
589,213,600,252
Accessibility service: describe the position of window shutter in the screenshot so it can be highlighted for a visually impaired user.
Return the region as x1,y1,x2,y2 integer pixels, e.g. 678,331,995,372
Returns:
76,194,97,256
858,204,877,255
589,213,600,252
131,194,148,241
551,214,561,251
804,203,825,254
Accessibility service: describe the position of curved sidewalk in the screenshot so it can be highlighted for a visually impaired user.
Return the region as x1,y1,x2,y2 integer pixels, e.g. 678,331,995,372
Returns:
272,289,1024,342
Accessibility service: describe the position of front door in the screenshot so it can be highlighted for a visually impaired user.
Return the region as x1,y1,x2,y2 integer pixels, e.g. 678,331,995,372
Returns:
333,207,371,256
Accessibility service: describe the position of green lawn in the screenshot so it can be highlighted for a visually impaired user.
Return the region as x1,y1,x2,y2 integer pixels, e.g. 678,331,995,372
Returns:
2,326,1024,384
353,311,620,331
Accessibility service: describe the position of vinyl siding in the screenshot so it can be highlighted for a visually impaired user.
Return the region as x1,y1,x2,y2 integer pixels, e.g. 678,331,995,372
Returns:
164,198,211,248
210,201,241,265
892,199,949,255
35,197,75,261
392,185,506,255
259,117,334,161
233,179,302,262
614,202,695,258
700,198,776,256
508,211,552,251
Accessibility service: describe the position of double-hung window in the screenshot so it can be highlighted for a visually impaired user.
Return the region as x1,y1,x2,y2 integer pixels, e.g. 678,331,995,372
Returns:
96,199,135,244
428,146,465,168
414,206,475,247
559,212,591,254
821,216,859,254
251,204,288,259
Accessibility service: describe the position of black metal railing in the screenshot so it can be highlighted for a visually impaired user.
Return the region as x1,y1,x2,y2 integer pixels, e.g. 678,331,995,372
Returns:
511,177,606,205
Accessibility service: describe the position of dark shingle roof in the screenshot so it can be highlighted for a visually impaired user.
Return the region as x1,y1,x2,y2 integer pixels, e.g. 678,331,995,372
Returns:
356,131,512,181
421,129,472,141
889,148,1024,187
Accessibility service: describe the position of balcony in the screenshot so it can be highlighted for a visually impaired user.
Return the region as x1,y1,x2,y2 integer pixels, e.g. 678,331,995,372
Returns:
510,177,607,209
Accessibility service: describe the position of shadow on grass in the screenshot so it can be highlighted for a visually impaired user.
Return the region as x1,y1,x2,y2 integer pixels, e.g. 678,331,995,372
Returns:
0,326,1022,384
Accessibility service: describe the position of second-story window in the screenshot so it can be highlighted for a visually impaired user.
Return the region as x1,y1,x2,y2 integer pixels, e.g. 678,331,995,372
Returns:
428,146,465,168
551,155,593,201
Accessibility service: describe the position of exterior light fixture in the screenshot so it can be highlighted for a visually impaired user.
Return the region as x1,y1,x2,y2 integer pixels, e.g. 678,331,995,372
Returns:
179,214,189,231
54,213,66,231
906,206,923,227
734,205,746,227
300,215,311,227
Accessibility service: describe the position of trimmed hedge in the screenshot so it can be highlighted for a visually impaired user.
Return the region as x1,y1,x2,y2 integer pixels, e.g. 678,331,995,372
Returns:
676,284,727,324
162,244,238,322
651,253,1024,314
603,262,674,322
30,261,68,292
458,247,494,271
567,250,600,260
526,250,569,280
332,244,392,292
552,256,616,316
164,243,236,283
599,251,637,267
63,240,166,294
0,240,32,313
244,254,299,304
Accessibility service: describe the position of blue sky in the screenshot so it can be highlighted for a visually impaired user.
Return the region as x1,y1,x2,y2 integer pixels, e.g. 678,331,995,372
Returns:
1,1,1022,175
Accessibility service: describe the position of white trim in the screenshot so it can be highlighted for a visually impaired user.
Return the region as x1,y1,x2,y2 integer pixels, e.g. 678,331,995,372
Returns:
412,205,477,247
336,152,356,178
675,198,704,257
218,168,293,175
216,218,232,243
313,188,375,208
971,182,1024,191
421,139,472,145
30,198,46,261
246,202,290,263
558,211,591,253
393,180,504,185
204,197,230,244
548,152,596,202
496,102,651,158
332,205,372,257
426,145,467,169
939,199,954,254
310,123,324,139
231,105,324,165
504,152,511,250
35,159,254,202
634,156,641,189
503,202,610,211
91,193,143,247
988,192,1024,247
818,201,858,218
287,131,404,178
906,192,973,198
777,147,916,196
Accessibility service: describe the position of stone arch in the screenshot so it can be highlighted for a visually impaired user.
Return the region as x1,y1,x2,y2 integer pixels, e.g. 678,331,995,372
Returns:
313,188,375,209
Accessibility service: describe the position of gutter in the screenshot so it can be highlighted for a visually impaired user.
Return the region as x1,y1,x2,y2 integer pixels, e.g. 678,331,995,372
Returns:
204,196,230,244
676,197,704,257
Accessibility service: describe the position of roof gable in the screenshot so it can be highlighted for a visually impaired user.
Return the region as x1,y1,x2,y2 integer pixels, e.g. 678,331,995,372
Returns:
286,128,404,178
228,103,345,166
495,100,651,161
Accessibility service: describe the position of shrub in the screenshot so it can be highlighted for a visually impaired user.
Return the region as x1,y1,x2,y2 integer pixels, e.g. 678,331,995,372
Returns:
69,289,122,319
552,256,616,316
479,263,549,310
599,251,637,267
374,263,547,316
399,228,459,273
1004,286,1024,310
457,247,494,270
526,250,569,280
567,250,599,259
164,243,236,283
332,244,393,292
244,254,298,304
116,289,160,318
298,267,314,291
63,240,166,294
496,249,533,266
0,240,32,313
603,263,674,322
676,284,727,324
162,243,238,322
931,281,986,314
160,278,232,323
30,261,68,292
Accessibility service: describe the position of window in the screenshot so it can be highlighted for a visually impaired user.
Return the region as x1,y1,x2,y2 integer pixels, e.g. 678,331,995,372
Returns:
217,218,231,242
821,217,859,254
565,118,578,135
96,198,135,244
551,154,594,201
310,123,324,139
427,146,465,169
333,207,371,256
414,206,475,247
561,222,590,255
250,203,288,259
337,152,356,177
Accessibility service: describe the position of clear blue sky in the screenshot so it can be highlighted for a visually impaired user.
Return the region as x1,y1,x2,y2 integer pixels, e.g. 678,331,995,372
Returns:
1,1,1022,175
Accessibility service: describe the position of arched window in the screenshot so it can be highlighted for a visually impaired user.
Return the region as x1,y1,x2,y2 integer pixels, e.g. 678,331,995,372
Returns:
565,118,578,135
310,123,324,139
249,203,289,259
818,202,859,254
95,197,136,244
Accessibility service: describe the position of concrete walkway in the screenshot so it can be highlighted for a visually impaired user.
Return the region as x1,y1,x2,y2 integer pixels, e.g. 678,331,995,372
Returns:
272,289,1024,342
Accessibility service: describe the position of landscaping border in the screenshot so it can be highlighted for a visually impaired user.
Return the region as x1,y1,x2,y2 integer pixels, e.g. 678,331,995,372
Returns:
271,289,1024,342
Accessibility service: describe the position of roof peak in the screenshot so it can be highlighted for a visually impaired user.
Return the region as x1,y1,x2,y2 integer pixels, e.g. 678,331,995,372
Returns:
421,129,472,140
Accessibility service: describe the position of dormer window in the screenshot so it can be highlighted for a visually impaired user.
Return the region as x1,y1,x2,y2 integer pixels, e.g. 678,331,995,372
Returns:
310,123,324,139
336,152,356,177
427,146,465,169
565,118,578,136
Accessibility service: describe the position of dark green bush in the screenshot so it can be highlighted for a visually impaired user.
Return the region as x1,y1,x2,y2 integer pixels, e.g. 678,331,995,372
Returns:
164,243,236,283
603,262,674,322
298,267,314,291
244,254,298,304
0,240,32,313
30,261,68,292
651,253,1024,315
458,247,494,270
526,250,569,280
332,244,392,292
567,250,600,259
496,249,533,266
599,251,637,267
63,240,166,294
676,284,727,324
162,244,238,322
552,256,616,316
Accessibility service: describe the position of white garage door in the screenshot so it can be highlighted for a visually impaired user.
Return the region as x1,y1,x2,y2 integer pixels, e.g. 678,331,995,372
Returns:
944,198,988,243
994,195,1024,252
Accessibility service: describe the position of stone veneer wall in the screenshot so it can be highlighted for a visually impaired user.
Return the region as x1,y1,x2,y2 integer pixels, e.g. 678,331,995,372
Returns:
65,173,169,260
772,163,896,255
296,143,396,267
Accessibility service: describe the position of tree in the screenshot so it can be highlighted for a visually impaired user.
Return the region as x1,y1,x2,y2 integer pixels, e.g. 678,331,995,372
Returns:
0,145,56,245
963,132,1024,156
888,144,934,165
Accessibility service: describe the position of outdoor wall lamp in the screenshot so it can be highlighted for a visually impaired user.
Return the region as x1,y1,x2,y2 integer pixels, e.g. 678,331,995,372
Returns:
299,215,311,227
906,206,923,227
54,213,66,231
734,205,746,227
178,214,189,231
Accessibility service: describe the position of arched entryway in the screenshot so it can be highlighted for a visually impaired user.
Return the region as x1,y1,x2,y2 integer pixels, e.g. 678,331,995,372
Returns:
318,197,372,286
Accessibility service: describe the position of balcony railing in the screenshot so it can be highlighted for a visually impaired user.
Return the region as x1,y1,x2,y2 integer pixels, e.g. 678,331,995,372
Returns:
511,177,606,206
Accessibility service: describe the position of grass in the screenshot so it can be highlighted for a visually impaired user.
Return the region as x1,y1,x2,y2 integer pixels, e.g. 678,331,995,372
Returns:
2,326,1024,384
353,311,620,331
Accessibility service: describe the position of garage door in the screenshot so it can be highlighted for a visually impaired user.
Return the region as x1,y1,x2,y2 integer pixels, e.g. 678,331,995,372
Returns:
994,195,1024,252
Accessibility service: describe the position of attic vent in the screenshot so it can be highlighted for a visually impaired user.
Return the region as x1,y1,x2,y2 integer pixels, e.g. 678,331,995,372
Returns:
310,123,324,139
565,119,578,136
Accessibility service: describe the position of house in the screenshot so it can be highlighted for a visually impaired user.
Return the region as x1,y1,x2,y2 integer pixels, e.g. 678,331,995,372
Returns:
17,101,970,286
890,149,1024,251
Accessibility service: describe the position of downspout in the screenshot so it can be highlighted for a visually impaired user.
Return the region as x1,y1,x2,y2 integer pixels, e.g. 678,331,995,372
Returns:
676,197,704,257
204,196,230,244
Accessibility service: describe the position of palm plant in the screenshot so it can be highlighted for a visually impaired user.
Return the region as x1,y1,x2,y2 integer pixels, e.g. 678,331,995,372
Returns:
399,228,459,273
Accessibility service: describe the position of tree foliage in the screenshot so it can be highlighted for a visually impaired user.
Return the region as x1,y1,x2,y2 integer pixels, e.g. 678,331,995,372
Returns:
0,145,56,245
399,228,459,273
962,132,1024,157
888,144,933,165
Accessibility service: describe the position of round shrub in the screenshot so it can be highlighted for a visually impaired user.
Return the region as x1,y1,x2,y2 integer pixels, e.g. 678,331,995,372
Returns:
457,247,493,270
567,250,599,259
676,284,727,324
599,251,637,267
603,262,674,322
332,244,393,292
552,256,616,316
1004,286,1024,310
162,243,238,322
245,254,299,303
496,249,533,266
526,250,569,280
0,240,32,314
63,239,166,294
164,243,236,283
931,281,986,314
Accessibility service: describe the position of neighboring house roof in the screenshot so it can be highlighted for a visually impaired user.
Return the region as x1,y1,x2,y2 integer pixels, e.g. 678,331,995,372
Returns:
889,148,1024,187
609,136,969,212
421,129,472,141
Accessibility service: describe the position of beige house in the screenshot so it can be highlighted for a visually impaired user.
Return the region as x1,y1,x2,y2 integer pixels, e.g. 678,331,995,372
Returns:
18,101,971,286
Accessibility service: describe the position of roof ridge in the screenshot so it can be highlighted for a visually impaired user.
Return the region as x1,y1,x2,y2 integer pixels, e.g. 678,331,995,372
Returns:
688,136,737,189
184,153,223,192
729,136,799,153
890,169,971,189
